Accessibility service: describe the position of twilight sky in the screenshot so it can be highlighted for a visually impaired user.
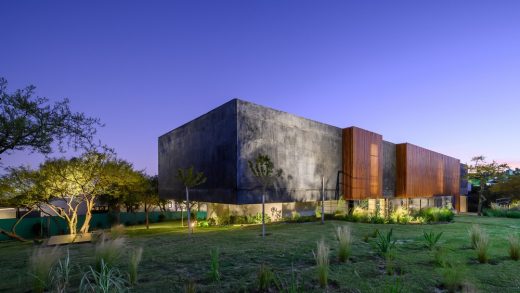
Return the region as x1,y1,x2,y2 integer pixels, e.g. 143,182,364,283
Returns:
1,0,519,174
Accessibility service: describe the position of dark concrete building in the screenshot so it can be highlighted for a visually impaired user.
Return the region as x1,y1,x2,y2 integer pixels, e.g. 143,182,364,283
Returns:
159,99,467,218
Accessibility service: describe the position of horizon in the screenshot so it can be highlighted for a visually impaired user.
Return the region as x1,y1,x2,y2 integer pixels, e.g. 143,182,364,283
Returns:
2,0,519,173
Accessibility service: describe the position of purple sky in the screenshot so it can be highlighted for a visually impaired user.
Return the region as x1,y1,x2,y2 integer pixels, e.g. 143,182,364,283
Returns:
1,0,519,174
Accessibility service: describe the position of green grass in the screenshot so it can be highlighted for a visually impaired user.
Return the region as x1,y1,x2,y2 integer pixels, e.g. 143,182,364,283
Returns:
1,215,520,292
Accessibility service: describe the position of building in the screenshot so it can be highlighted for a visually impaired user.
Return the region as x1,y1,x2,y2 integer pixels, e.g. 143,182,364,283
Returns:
159,99,467,219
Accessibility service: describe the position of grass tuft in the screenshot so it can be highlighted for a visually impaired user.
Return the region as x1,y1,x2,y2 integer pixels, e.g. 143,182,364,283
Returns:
257,264,276,292
129,247,143,285
29,246,61,293
80,259,128,293
441,263,465,293
375,229,396,257
508,235,520,261
51,249,71,293
474,231,490,263
423,231,443,250
210,247,220,282
468,225,482,249
335,225,353,262
313,239,329,288
95,233,126,270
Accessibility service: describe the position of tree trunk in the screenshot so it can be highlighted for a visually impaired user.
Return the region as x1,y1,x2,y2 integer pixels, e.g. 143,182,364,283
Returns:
186,186,192,237
79,200,94,234
0,228,27,242
145,202,149,229
477,182,485,216
262,191,265,238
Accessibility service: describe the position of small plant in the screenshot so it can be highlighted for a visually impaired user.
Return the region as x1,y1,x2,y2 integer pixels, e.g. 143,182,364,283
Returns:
468,224,483,249
52,249,72,293
335,225,353,262
210,247,220,282
79,259,128,293
375,229,396,257
29,246,61,293
508,235,520,261
423,231,443,250
441,264,465,293
433,246,450,268
257,264,276,291
474,231,490,263
390,207,411,224
95,233,126,270
128,247,143,285
313,239,329,288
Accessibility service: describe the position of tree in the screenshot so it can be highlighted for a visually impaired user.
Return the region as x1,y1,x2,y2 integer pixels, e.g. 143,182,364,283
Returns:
0,166,42,241
248,154,282,238
491,174,520,200
140,175,159,229
176,167,206,236
0,77,102,160
467,156,509,216
38,151,135,234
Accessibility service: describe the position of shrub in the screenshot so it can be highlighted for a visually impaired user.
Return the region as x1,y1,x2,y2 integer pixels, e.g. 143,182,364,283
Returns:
468,225,483,249
29,246,61,293
313,239,330,288
414,207,454,223
197,220,210,227
423,231,443,250
475,231,490,263
95,233,126,270
129,247,143,285
390,207,412,224
257,264,276,291
351,207,370,223
441,264,465,293
210,247,220,282
375,229,396,257
52,249,71,293
291,211,301,221
508,235,520,261
80,260,128,293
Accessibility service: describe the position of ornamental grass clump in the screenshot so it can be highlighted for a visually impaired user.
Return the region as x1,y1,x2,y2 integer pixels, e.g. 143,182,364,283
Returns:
468,225,483,249
508,235,520,261
95,233,126,270
423,231,443,250
375,229,396,257
441,264,465,293
29,246,61,293
335,225,353,262
313,239,330,288
128,247,143,285
80,259,128,293
209,247,220,282
257,264,276,292
51,249,72,293
474,231,490,263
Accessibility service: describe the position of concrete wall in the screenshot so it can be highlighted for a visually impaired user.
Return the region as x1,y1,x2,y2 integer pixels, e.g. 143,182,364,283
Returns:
235,100,343,204
382,141,396,197
158,100,238,203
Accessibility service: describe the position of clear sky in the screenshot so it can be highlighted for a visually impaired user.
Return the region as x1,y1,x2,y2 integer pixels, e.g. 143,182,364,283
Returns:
1,0,519,174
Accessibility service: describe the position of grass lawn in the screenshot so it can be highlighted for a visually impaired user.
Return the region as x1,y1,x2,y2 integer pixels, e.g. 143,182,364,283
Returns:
1,214,520,292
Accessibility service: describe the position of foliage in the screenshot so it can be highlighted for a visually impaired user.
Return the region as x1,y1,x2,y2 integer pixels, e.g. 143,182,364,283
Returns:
257,264,276,292
382,277,404,293
508,235,520,261
414,207,454,223
433,246,450,268
313,239,329,288
467,156,509,215
209,247,220,282
335,225,353,262
468,225,483,249
177,166,206,236
375,229,396,257
441,264,466,293
474,231,490,263
79,260,128,293
52,249,72,293
423,231,443,250
95,234,126,270
389,207,412,224
0,77,101,158
128,247,143,285
277,265,303,293
29,247,61,293
490,174,520,200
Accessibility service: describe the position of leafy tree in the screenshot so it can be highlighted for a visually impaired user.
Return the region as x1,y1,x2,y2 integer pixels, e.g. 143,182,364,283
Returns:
38,151,135,234
0,166,42,241
491,174,520,200
176,167,206,236
248,154,282,238
0,77,101,159
467,156,509,215
140,175,159,229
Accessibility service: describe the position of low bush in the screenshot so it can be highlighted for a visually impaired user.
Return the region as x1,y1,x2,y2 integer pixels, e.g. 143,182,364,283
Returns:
390,207,412,224
508,235,520,261
335,225,353,262
483,208,520,218
414,207,454,223
423,231,443,250
313,239,330,288
197,220,210,227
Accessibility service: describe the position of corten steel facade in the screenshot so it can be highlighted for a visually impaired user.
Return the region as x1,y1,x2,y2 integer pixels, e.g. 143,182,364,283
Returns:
159,99,465,210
